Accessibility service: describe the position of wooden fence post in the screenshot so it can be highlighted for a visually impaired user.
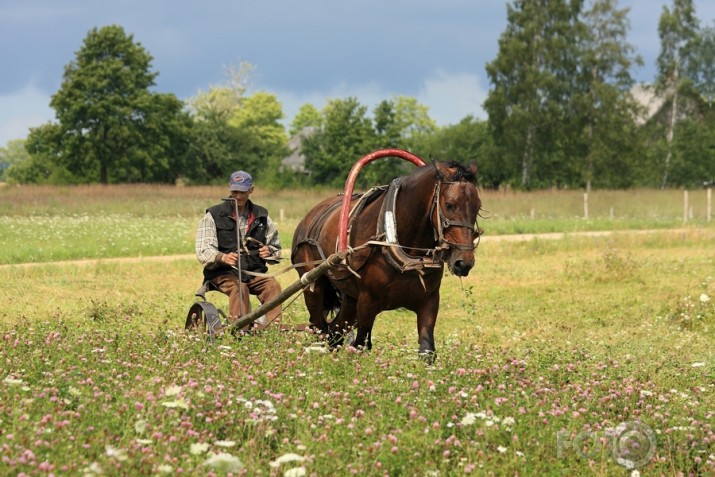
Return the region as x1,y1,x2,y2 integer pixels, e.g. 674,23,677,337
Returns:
683,190,689,223
583,193,589,220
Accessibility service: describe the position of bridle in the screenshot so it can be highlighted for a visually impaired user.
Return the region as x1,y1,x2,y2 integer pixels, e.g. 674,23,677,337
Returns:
429,180,482,253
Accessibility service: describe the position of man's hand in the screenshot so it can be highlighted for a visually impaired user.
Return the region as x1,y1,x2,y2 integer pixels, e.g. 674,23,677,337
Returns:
221,252,238,266
258,245,272,259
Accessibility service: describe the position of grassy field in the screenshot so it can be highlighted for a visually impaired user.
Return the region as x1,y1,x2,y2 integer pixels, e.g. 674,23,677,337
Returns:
0,184,712,264
1,184,714,475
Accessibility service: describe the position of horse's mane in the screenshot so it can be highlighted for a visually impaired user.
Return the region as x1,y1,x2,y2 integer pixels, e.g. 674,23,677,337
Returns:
432,160,477,184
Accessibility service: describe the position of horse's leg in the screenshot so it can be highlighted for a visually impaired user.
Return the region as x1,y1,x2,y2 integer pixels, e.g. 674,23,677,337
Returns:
302,275,329,335
416,291,440,364
351,295,380,351
328,295,356,348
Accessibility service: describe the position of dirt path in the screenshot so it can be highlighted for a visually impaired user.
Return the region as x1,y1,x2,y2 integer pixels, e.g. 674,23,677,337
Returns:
0,227,699,269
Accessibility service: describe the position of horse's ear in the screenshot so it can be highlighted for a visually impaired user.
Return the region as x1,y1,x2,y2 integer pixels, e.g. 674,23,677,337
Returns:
433,159,449,181
468,161,478,178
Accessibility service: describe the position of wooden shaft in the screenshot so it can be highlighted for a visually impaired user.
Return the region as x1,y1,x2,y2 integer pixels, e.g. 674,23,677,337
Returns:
228,251,346,332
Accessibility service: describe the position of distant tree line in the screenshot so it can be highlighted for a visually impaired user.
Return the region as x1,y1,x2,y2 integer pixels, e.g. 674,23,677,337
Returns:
1,0,713,190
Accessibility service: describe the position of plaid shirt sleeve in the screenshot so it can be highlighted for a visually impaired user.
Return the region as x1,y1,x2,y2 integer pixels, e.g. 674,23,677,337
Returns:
195,212,221,267
265,215,282,259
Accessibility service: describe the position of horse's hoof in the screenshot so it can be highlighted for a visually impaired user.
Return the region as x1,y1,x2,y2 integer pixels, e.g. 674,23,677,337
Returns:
418,351,437,365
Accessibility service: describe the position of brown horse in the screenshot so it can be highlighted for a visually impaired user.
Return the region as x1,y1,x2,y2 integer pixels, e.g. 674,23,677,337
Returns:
291,160,482,362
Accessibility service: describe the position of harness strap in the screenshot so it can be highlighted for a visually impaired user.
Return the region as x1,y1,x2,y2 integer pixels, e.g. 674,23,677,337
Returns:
377,177,443,275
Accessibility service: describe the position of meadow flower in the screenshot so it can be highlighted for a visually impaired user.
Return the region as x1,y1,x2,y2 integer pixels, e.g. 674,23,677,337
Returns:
202,452,244,473
164,385,182,396
497,446,507,453
190,442,210,455
700,294,710,303
157,464,173,474
461,413,477,426
3,376,23,385
162,398,189,410
81,462,104,476
691,362,706,368
304,344,327,353
105,445,128,461
270,453,305,468
215,440,236,447
134,419,147,434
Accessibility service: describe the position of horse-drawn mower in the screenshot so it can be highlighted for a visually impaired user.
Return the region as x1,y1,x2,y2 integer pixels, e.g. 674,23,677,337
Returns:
184,148,482,362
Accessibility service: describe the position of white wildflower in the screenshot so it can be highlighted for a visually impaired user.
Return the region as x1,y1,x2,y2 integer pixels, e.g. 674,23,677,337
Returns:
81,462,104,476
202,452,244,473
691,362,706,368
460,413,477,426
215,440,236,447
164,385,182,396
270,453,305,468
502,417,516,426
134,419,147,435
284,467,307,477
3,376,23,386
304,344,327,353
105,445,128,461
162,398,189,410
157,464,173,474
136,439,152,445
497,445,508,453
700,293,710,303
190,442,210,455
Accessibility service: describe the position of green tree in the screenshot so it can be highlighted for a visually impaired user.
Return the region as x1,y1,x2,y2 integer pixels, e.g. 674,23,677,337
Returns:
301,97,376,188
691,24,714,106
28,25,189,184
1,139,71,184
228,91,288,183
187,62,255,122
186,116,260,184
485,0,586,189
289,104,322,137
578,0,643,189
422,116,502,188
656,0,699,188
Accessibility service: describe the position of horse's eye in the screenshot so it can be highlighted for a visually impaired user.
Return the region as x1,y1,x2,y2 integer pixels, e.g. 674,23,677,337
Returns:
445,203,455,212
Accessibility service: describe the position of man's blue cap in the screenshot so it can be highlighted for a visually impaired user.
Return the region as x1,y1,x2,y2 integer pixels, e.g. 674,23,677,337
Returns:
229,171,253,191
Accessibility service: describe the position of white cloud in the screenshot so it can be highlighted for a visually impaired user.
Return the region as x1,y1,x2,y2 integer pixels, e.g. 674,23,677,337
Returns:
0,85,54,147
417,70,488,126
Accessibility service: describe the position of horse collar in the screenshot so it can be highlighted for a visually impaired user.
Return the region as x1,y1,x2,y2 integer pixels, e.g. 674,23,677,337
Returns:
377,177,443,274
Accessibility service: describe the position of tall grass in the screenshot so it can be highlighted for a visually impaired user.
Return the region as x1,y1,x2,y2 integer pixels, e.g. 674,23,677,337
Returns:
1,230,713,475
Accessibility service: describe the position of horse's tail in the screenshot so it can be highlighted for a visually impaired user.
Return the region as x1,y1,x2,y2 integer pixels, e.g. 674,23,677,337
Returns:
323,281,342,317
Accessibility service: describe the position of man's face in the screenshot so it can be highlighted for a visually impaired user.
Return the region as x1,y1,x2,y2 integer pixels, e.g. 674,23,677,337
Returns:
229,187,253,208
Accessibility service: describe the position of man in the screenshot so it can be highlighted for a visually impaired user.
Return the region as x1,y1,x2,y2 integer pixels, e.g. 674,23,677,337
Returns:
195,170,282,331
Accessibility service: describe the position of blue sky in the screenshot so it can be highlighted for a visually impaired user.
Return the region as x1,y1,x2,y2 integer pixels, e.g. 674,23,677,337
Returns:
1,0,714,147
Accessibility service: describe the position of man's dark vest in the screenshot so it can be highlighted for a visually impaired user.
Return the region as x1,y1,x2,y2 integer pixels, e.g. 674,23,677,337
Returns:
203,200,270,283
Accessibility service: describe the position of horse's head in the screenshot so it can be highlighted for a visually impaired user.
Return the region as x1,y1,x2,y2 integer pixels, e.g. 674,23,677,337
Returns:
432,161,482,277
